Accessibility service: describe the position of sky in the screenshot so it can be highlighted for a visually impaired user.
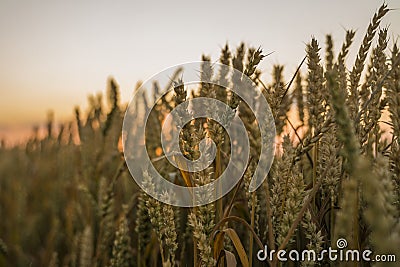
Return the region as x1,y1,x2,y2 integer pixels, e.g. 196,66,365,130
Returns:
0,0,399,142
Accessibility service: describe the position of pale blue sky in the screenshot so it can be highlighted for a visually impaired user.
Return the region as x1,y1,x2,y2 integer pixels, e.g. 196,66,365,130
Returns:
0,0,399,127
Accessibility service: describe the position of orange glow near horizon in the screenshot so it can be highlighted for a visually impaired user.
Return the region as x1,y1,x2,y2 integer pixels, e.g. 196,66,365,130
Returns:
1,1,399,145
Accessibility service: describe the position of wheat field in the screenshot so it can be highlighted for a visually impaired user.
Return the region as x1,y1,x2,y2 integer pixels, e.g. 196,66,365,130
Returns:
0,3,399,267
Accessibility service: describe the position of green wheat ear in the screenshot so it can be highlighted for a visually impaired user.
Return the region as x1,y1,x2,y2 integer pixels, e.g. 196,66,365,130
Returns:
364,156,399,264
348,3,389,120
96,177,115,266
301,210,323,267
135,191,152,265
80,226,94,267
143,171,178,267
387,43,400,216
109,216,132,267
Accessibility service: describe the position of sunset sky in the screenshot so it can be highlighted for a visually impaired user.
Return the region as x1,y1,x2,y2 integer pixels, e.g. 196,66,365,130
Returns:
1,0,399,143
